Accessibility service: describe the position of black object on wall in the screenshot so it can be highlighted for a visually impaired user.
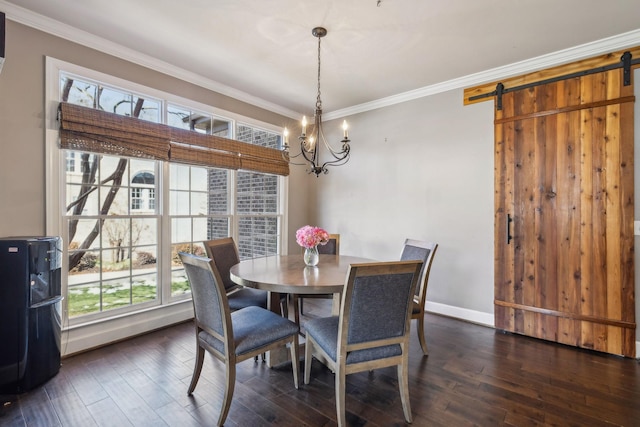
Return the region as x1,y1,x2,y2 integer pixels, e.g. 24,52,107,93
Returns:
0,237,63,397
0,12,5,73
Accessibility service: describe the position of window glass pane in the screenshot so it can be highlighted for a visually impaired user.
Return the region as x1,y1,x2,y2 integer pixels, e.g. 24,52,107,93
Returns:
100,184,129,215
61,76,98,107
68,249,100,275
67,281,100,317
208,169,229,213
192,115,212,134
236,124,281,149
212,118,231,138
102,218,131,248
133,96,161,123
190,192,208,215
130,159,155,177
98,87,132,115
131,273,158,304
171,269,190,297
66,183,99,216
102,277,132,312
172,217,192,243
133,244,157,264
237,172,278,214
131,245,158,278
208,217,230,239
192,217,211,242
238,216,278,259
170,190,189,215
167,105,191,129
191,167,208,192
68,220,102,251
133,219,158,246
170,163,190,190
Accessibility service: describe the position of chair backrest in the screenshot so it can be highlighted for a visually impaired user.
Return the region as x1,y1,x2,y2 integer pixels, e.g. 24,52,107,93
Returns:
179,252,232,355
339,260,423,352
400,239,438,307
317,233,340,255
203,237,241,292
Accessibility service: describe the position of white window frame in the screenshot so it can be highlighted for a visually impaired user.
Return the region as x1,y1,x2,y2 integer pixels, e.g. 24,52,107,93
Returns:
45,57,289,355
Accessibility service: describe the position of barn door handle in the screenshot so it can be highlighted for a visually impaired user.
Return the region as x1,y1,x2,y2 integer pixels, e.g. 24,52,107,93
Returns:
506,214,513,245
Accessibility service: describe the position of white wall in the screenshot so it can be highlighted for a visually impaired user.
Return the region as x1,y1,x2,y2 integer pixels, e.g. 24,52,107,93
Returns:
306,89,496,324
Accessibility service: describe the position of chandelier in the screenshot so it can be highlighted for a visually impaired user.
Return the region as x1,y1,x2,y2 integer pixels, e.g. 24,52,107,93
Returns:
283,27,351,177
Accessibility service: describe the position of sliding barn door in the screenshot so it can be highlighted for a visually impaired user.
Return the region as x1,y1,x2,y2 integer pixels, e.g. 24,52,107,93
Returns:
494,68,636,357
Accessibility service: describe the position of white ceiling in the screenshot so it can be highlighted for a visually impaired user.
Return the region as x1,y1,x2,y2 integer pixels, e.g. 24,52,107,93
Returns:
3,0,640,118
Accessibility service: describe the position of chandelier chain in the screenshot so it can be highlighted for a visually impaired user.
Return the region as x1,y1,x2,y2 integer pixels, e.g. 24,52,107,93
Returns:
316,34,322,111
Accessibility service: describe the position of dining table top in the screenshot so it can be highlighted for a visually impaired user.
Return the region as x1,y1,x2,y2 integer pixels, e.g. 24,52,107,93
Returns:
229,254,373,294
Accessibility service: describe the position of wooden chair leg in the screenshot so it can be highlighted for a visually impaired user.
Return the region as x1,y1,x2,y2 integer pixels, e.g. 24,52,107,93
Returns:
304,336,313,384
398,358,413,423
289,337,300,389
217,361,236,426
416,315,429,355
280,293,288,317
292,294,301,325
336,369,346,427
187,345,205,395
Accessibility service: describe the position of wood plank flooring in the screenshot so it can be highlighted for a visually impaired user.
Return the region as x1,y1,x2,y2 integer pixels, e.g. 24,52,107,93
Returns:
2,299,639,426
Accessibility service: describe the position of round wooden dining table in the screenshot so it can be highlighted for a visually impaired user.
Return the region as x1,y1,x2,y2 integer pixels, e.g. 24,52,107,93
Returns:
230,254,372,296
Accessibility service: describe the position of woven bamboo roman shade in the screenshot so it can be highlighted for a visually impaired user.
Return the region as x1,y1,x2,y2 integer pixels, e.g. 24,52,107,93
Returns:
58,102,289,176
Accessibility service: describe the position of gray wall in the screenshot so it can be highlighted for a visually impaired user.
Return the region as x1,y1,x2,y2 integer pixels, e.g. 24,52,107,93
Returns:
307,91,496,321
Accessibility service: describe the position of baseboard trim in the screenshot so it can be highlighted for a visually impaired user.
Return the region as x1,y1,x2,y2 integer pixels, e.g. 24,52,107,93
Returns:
425,301,494,327
424,301,640,359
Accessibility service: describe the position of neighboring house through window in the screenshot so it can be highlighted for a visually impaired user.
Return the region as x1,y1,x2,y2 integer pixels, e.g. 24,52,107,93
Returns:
131,171,155,211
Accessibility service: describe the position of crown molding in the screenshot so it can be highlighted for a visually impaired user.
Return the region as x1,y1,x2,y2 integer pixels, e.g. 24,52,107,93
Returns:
325,28,640,120
0,0,300,119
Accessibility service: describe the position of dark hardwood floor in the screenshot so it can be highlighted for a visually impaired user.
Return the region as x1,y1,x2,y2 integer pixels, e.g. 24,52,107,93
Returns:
2,299,639,426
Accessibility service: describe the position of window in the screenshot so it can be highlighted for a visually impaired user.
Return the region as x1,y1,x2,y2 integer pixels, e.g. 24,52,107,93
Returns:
50,62,287,326
66,151,77,172
65,153,160,318
236,125,281,259
131,171,155,211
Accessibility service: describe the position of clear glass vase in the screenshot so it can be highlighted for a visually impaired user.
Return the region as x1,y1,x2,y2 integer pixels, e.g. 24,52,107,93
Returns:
303,246,319,267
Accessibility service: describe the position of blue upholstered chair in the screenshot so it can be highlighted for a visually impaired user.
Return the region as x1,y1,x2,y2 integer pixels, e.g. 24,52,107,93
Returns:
202,237,268,311
179,252,300,427
303,260,423,426
400,239,439,355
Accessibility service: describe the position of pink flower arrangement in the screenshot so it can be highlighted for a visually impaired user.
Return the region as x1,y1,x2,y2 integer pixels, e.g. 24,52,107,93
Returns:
296,225,329,249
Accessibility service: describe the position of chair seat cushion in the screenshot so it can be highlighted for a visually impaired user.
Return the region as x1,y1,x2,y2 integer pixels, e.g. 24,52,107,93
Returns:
228,287,268,311
199,306,298,356
305,316,402,364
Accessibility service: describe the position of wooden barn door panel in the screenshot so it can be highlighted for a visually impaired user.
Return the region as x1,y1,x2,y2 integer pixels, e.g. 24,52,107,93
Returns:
494,68,636,357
